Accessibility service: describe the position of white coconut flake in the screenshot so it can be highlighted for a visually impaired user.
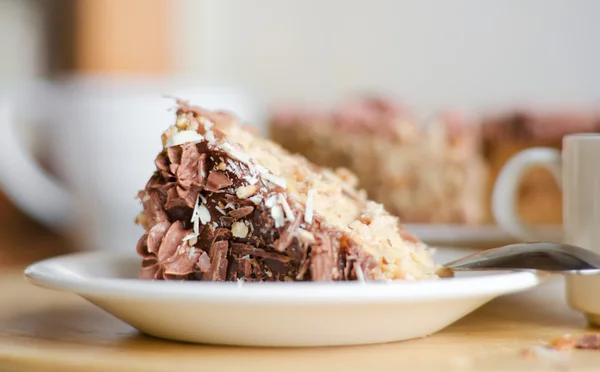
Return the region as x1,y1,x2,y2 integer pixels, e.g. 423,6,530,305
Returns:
215,205,227,215
211,222,218,229
271,205,285,228
193,218,200,235
166,130,204,147
222,142,252,165
249,194,263,205
205,130,215,142
355,263,366,283
224,202,236,209
198,205,211,224
142,193,150,202
199,194,207,205
262,173,287,189
191,195,201,235
232,221,249,238
265,194,278,208
278,194,295,222
225,158,241,177
246,220,254,233
188,247,196,259
304,189,314,224
192,194,200,217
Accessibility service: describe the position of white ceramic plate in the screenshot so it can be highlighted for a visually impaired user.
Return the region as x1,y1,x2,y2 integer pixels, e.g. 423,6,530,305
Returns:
24,249,546,347
405,224,562,246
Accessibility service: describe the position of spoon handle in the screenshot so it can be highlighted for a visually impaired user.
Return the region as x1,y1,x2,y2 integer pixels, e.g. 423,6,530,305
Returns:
444,242,600,274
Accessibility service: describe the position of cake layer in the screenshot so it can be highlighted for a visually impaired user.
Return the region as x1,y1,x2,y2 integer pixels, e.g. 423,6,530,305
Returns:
135,100,440,282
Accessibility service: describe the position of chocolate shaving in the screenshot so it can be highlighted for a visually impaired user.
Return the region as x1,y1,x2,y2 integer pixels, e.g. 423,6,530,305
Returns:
202,240,229,281
228,206,254,219
231,243,293,262
177,143,202,189
309,233,336,281
205,171,233,192
275,215,302,253
239,257,253,278
163,247,201,277
212,228,232,242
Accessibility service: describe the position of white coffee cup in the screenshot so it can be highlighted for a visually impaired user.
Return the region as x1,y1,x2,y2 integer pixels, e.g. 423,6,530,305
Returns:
0,76,259,252
492,134,600,323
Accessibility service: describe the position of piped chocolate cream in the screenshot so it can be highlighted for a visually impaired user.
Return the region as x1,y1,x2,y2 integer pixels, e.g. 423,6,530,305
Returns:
135,100,440,282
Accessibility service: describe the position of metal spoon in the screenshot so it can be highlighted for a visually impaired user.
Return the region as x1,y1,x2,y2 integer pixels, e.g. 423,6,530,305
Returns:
444,242,600,275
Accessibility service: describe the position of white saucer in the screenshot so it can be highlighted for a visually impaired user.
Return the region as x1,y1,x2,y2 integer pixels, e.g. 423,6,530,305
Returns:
24,250,545,347
405,223,562,245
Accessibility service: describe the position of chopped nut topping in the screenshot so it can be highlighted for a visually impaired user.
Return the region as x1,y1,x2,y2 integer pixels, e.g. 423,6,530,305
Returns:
231,221,249,238
175,114,189,129
161,126,178,147
236,185,257,199
218,162,227,170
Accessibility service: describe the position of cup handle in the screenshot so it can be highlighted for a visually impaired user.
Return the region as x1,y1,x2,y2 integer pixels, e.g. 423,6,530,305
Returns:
0,99,70,230
492,147,563,242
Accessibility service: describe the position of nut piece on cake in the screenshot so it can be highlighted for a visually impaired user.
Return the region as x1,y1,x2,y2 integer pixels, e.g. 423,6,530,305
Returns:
269,97,488,225
135,100,440,282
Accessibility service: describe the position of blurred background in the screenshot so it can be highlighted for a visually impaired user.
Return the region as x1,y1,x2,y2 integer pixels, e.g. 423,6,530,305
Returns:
3,0,600,106
0,0,599,260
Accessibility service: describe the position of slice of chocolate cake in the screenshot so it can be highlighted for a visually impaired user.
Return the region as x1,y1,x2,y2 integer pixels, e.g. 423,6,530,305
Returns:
135,100,440,282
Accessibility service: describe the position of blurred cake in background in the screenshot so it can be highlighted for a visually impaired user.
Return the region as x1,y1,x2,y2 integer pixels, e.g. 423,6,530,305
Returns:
270,97,488,224
481,110,600,225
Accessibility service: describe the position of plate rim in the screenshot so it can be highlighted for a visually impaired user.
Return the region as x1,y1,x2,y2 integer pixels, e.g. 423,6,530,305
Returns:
24,251,547,304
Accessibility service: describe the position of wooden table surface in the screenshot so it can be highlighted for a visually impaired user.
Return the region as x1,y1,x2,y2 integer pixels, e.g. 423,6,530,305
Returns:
1,209,600,371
